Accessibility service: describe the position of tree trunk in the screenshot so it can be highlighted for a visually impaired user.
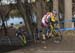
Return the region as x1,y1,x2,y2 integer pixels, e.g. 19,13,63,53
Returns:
0,15,7,36
17,0,33,39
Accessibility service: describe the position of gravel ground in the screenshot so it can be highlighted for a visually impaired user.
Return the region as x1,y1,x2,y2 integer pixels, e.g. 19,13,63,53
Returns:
1,30,75,53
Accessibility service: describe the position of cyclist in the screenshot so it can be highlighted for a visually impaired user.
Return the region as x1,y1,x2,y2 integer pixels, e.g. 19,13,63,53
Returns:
41,10,57,40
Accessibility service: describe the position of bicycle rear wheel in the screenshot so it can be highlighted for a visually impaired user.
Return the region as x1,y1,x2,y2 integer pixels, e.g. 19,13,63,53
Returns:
51,31,62,43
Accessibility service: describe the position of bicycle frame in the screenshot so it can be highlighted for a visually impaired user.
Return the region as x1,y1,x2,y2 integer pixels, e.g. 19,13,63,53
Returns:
49,23,56,35
48,22,62,42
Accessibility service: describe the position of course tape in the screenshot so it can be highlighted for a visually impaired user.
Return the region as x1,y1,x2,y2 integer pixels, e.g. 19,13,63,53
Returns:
61,20,75,23
56,19,75,24
55,19,75,31
56,28,75,31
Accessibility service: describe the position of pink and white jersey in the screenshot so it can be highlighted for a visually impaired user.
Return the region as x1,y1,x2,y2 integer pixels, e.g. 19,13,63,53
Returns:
41,15,47,27
41,12,53,27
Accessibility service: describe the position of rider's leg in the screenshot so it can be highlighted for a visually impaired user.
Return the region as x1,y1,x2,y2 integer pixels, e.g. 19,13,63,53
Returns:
42,27,46,40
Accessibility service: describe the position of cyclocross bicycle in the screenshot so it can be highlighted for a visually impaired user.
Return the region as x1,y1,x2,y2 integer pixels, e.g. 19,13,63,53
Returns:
47,22,62,43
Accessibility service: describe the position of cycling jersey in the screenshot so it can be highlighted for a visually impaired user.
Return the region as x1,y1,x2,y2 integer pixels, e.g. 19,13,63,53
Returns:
41,14,48,27
51,16,56,22
41,12,56,27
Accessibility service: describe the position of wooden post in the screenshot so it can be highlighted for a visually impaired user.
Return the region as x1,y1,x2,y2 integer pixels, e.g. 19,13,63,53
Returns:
64,0,72,28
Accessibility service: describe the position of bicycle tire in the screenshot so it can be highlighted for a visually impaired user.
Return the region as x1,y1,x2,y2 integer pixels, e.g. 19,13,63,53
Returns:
51,31,62,43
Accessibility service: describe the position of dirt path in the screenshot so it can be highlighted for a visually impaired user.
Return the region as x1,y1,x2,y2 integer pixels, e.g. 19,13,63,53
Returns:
2,31,75,53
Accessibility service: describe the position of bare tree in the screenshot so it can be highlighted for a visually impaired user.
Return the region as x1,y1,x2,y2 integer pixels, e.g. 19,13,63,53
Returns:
16,0,33,39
